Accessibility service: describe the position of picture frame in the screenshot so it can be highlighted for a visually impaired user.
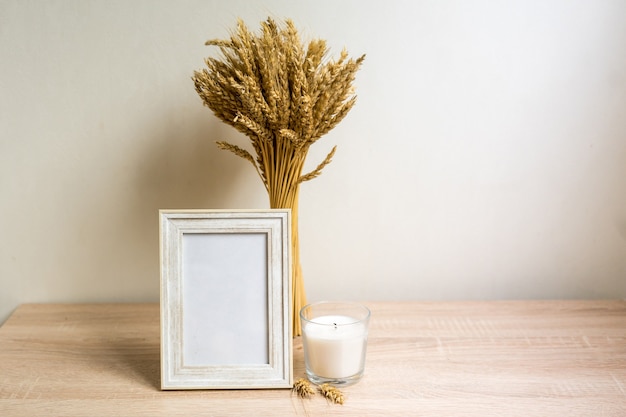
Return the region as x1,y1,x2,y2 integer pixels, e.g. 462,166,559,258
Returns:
159,209,292,390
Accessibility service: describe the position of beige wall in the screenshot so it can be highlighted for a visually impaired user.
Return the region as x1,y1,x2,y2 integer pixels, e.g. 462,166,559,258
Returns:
1,0,625,324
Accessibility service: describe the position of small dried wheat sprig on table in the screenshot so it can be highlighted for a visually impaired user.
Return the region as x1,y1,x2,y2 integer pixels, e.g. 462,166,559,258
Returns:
319,383,345,405
293,378,316,399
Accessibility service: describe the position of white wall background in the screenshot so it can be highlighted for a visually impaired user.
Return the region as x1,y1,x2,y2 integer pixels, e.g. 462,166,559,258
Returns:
1,0,625,325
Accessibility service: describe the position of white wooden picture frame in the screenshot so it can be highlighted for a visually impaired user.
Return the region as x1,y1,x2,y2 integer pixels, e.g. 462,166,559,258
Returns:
159,209,292,390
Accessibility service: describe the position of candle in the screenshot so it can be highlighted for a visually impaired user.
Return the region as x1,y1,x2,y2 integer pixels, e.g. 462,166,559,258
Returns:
300,302,370,385
302,315,367,378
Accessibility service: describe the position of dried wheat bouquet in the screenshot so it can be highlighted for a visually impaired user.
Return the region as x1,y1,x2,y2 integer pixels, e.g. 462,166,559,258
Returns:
192,17,364,335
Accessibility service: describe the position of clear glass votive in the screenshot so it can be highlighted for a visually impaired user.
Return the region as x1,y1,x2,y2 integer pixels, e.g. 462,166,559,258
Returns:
300,301,371,386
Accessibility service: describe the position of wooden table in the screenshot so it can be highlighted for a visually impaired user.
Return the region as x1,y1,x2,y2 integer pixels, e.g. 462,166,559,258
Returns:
0,301,625,416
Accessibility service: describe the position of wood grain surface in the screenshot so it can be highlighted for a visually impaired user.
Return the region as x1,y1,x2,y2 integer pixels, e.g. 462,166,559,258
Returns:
0,301,624,416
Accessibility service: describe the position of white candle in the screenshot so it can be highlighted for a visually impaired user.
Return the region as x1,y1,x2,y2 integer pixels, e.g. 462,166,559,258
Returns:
302,315,368,379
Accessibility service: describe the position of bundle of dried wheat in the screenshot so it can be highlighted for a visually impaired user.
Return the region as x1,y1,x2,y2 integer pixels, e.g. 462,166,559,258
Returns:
193,17,364,336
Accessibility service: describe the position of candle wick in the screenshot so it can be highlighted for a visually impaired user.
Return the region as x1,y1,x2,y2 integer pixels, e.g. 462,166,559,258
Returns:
333,322,337,329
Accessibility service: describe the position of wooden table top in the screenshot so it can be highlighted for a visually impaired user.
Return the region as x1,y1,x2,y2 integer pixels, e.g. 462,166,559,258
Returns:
0,301,625,416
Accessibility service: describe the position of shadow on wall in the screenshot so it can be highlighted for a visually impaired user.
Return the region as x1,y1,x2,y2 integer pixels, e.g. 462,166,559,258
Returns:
128,106,267,251
70,105,267,302
136,110,255,211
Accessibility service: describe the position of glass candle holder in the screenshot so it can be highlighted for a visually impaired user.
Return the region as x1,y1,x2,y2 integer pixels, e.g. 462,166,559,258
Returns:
300,301,370,386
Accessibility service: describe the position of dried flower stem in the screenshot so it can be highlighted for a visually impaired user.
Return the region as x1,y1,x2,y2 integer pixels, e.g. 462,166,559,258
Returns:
193,17,364,336
293,378,316,399
319,383,345,405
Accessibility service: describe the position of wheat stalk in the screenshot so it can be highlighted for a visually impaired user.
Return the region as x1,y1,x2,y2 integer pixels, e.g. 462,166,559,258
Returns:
193,17,364,336
319,383,345,405
293,378,316,399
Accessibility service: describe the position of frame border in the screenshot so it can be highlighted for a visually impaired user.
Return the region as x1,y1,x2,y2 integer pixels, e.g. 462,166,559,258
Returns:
159,209,292,390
